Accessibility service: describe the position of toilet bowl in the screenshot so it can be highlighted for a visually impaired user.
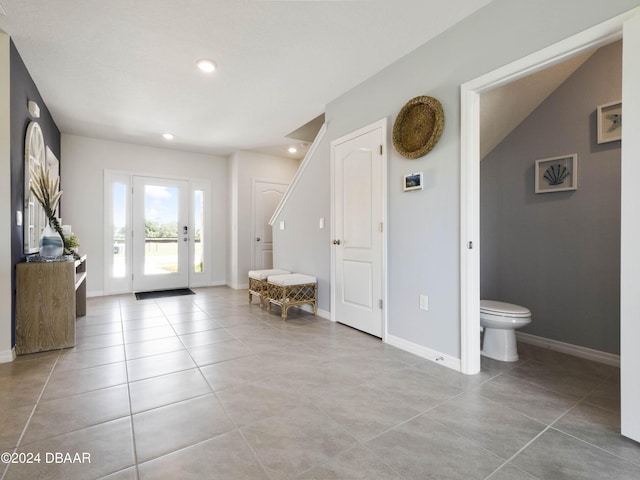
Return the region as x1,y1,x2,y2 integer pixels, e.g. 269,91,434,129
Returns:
480,300,531,362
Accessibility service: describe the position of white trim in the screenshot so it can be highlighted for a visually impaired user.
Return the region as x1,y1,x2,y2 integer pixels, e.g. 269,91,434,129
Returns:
297,304,331,320
516,332,620,367
269,123,327,226
87,290,104,298
387,334,461,372
459,8,639,377
227,282,249,290
621,13,640,443
0,347,16,363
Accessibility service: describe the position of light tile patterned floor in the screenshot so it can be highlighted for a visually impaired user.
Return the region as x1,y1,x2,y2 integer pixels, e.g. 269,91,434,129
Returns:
1,286,638,479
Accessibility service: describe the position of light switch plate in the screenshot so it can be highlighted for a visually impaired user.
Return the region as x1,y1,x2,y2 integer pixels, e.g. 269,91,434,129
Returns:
16,211,22,226
319,217,325,229
419,295,429,311
279,221,285,230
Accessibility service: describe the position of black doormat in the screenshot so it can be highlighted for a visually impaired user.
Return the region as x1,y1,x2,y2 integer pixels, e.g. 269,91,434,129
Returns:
135,288,195,300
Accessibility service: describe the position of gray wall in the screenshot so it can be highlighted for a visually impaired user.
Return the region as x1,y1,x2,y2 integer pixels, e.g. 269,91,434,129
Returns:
481,42,622,354
10,40,60,346
272,140,331,313
272,0,640,359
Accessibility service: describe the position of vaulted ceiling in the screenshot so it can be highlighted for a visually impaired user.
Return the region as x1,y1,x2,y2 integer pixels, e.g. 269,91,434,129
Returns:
0,0,493,159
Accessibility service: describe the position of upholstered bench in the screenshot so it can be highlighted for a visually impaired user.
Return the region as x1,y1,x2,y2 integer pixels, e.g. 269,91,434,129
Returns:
248,269,291,308
267,273,317,320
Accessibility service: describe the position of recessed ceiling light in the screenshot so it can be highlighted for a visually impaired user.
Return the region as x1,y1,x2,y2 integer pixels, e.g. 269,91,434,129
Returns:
163,133,174,140
288,146,298,154
196,59,217,73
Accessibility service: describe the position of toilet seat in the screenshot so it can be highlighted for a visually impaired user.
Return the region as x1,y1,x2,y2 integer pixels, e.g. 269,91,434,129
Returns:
480,300,530,318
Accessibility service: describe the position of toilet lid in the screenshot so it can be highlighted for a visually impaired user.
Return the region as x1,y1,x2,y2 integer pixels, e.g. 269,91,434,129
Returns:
480,300,531,317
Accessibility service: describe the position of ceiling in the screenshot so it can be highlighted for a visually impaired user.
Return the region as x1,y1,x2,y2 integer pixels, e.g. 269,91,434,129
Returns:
480,50,595,159
0,0,493,160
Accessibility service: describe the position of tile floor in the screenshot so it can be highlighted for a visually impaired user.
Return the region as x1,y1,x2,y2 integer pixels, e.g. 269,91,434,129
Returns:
1,286,638,479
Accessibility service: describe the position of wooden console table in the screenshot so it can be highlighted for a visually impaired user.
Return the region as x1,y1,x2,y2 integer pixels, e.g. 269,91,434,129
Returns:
16,255,87,355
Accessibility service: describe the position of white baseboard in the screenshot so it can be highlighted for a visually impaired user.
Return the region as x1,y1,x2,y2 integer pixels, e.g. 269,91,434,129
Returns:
386,334,461,372
297,304,330,320
87,290,104,298
0,347,16,363
516,332,620,367
227,282,249,290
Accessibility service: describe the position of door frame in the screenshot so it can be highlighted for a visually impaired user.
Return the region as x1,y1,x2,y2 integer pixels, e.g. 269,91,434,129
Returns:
460,9,640,441
330,118,388,341
103,169,212,294
250,178,289,271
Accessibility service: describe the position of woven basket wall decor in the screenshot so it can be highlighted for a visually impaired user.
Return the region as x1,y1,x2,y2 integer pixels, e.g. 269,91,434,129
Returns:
392,95,444,159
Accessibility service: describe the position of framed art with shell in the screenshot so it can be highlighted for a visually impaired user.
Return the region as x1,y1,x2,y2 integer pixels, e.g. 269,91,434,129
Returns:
535,154,578,194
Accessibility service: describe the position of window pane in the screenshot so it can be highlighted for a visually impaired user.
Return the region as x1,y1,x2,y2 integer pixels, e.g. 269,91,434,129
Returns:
194,190,204,273
112,183,127,278
144,184,179,275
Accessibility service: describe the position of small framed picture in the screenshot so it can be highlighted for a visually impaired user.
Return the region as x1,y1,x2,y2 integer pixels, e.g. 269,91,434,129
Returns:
404,172,423,191
597,100,621,144
535,154,578,194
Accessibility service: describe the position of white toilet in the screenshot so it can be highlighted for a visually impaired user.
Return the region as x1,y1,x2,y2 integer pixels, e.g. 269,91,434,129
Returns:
480,300,531,362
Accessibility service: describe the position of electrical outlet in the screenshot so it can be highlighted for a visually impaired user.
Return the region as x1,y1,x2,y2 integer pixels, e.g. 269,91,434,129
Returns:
419,295,429,311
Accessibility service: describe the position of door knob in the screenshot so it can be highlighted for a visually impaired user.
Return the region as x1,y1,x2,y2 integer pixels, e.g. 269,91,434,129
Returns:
256,237,261,242
333,239,341,245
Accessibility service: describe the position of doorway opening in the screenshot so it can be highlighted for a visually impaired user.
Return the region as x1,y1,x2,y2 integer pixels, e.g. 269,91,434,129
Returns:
460,10,640,443
104,171,211,294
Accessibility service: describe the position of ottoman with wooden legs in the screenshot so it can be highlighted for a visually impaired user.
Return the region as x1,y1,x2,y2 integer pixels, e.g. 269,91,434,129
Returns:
248,269,291,308
267,274,317,320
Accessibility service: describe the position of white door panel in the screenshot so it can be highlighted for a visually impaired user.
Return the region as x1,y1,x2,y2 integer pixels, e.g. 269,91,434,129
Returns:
253,181,287,270
332,121,385,338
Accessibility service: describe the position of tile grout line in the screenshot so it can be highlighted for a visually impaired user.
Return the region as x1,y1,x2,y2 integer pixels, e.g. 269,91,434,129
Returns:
1,349,63,480
120,295,142,480
548,388,640,469
481,390,594,479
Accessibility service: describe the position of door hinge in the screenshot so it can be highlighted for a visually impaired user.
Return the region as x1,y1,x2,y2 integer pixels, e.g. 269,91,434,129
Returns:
468,241,473,249
379,145,383,155
379,299,383,309
379,222,383,233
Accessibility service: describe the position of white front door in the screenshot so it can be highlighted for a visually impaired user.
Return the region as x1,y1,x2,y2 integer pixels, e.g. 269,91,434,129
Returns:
331,120,386,338
132,176,189,292
253,181,287,270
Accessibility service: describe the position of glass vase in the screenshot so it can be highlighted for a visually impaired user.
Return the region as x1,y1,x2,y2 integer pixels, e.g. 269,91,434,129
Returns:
39,221,64,259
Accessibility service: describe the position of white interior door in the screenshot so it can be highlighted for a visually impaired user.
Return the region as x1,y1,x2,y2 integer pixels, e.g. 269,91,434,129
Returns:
132,176,189,292
331,120,385,338
253,181,287,270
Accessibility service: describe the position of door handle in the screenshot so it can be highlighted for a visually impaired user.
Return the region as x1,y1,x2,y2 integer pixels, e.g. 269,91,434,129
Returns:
333,239,341,245
256,237,261,242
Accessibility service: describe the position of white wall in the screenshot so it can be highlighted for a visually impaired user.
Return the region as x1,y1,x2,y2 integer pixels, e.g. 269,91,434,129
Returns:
61,134,228,295
226,150,299,288
272,0,640,361
0,33,13,361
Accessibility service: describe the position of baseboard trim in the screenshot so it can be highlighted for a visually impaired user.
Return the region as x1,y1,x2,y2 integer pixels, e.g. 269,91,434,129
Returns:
297,304,330,320
386,334,461,372
0,347,16,363
227,282,249,290
87,290,104,298
516,332,620,367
